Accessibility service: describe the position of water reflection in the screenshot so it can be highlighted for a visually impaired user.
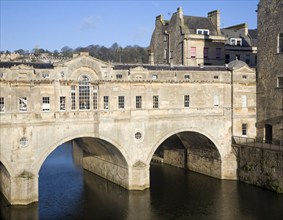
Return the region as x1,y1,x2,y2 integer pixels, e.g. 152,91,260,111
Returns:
1,142,283,220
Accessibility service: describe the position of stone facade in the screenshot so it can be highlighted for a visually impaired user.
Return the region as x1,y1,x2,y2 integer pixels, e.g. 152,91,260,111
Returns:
149,7,257,67
0,53,256,204
222,23,257,67
257,0,283,143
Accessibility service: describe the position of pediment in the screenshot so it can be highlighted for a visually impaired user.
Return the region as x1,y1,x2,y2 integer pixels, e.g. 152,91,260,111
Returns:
130,66,147,72
232,65,255,73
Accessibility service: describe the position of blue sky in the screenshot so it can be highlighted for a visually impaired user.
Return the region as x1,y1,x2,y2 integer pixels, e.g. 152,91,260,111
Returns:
1,0,259,52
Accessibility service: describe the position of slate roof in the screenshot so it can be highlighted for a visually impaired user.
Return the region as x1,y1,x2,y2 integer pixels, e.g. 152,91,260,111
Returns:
248,29,258,47
221,28,257,47
113,64,227,71
0,62,54,69
183,16,219,35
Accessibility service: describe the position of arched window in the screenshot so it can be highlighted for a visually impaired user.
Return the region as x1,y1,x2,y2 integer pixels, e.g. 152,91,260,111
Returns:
79,75,90,110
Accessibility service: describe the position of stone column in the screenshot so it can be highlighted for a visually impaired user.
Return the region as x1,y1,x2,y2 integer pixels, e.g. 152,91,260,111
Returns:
128,161,150,190
7,172,38,205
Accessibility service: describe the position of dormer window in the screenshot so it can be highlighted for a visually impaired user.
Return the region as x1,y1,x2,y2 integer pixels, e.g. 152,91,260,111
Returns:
196,29,210,35
230,38,242,46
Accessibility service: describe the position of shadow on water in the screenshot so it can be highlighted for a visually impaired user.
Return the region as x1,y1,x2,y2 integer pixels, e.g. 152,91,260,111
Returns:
1,142,283,220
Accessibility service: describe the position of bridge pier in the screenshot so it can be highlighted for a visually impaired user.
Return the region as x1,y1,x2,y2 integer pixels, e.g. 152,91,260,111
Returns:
83,156,149,190
0,170,38,205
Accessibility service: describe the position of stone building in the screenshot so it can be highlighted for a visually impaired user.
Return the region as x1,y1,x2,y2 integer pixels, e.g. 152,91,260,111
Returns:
257,0,283,143
149,8,226,66
222,23,257,67
0,53,257,204
149,7,257,67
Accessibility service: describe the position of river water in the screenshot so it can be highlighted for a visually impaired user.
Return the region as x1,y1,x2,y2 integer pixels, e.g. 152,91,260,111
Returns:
1,142,283,220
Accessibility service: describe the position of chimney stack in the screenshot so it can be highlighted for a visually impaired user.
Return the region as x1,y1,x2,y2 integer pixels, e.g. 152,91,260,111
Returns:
208,10,220,34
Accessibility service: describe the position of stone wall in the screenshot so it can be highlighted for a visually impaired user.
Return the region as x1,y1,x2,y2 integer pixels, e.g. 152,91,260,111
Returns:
187,151,222,179
83,156,129,189
163,149,186,168
257,0,283,141
0,163,10,203
238,146,283,193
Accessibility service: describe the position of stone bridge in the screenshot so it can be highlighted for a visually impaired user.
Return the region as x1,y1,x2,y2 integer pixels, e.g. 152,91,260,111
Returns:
0,53,257,205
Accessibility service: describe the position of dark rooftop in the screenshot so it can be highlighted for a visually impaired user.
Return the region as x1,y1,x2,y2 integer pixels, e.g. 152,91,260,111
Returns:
113,64,228,71
0,62,54,69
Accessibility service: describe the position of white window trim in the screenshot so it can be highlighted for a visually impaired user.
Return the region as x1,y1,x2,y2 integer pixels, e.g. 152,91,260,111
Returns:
196,29,210,35
230,38,242,46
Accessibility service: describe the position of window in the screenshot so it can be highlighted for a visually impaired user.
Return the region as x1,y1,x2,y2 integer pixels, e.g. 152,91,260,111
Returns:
214,75,219,79
236,54,240,60
60,96,66,111
42,97,50,112
136,96,142,109
216,48,221,59
152,74,158,80
184,95,190,107
79,75,90,110
118,96,124,109
278,77,283,88
19,97,27,112
196,29,209,35
230,38,242,46
93,92,98,110
184,74,190,80
164,49,167,60
278,33,283,53
153,96,159,109
116,74,123,79
71,85,76,110
242,123,247,136
164,35,167,42
104,96,109,109
204,47,209,58
242,95,247,108
245,54,250,64
191,47,196,58
242,75,247,79
0,97,4,112
214,95,219,107
225,54,230,64
42,73,49,79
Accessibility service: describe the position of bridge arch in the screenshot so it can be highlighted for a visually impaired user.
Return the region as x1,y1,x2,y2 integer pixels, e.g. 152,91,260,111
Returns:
0,156,15,178
33,132,129,175
147,127,223,164
147,127,224,179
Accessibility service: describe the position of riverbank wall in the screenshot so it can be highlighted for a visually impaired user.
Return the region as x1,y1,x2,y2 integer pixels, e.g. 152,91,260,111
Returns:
236,145,283,193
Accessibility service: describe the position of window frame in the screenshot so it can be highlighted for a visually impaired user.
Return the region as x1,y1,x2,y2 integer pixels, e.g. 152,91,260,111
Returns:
118,96,125,109
184,95,190,108
42,96,50,112
60,96,66,111
153,95,159,109
216,48,221,59
78,75,90,110
278,33,283,53
242,123,247,136
277,76,283,88
103,96,109,110
71,85,76,110
136,96,142,109
19,97,28,112
0,97,5,113
204,47,209,58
